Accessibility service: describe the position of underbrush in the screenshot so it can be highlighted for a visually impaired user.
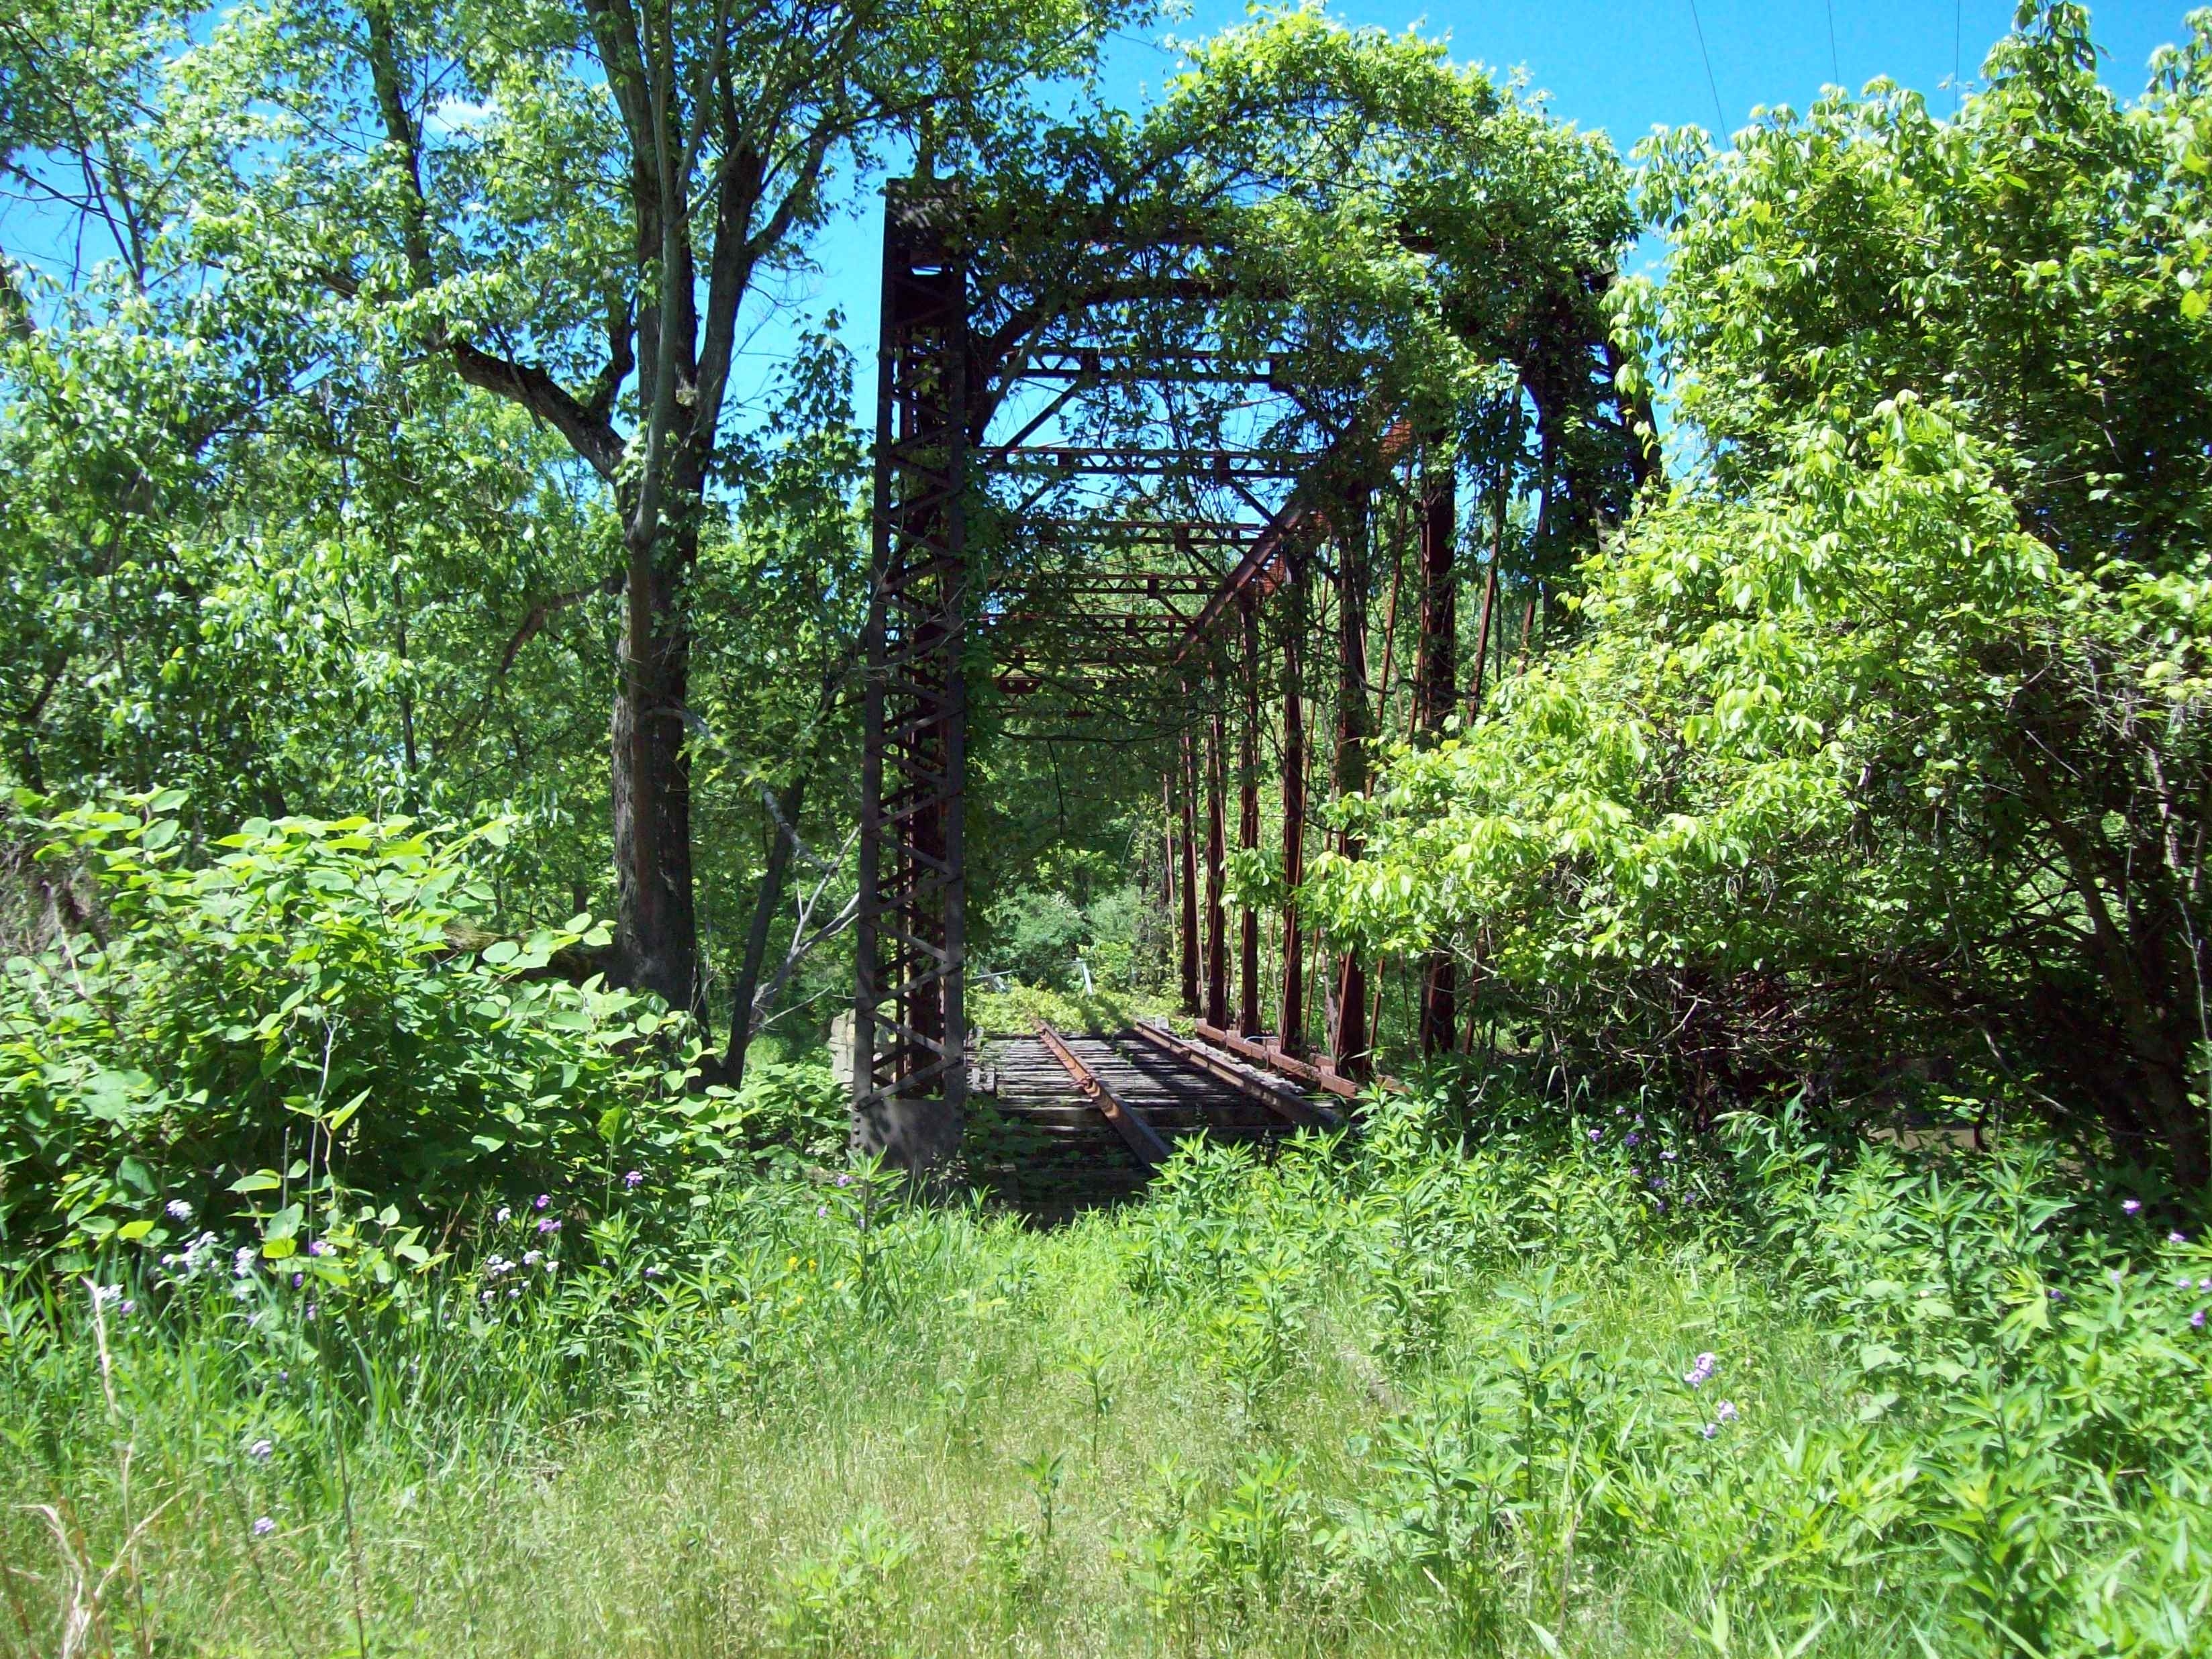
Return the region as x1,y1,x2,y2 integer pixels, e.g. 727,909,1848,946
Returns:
969,980,1188,1037
3,1089,2206,1657
3,797,2207,1654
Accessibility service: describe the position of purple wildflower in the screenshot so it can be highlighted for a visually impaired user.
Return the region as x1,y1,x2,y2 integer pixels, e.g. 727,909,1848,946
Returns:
166,1199,193,1221
816,1205,829,1218
291,1272,303,1289
1685,1352,1718,1388
836,1174,854,1188
536,1217,560,1235
252,1517,275,1538
1715,1400,1738,1422
307,1240,330,1257
1701,1423,1718,1440
1625,1132,1642,1148
2194,1310,2207,1330
303,1302,317,1319
2170,1231,2189,1245
1588,1128,1602,1143
534,1194,550,1211
2123,1199,2143,1216
248,1438,273,1460
623,1170,643,1189
495,1206,513,1223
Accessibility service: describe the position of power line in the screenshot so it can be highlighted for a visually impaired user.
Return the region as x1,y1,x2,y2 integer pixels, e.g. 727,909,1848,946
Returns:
1686,0,1726,134
1825,0,1841,86
1954,0,1963,111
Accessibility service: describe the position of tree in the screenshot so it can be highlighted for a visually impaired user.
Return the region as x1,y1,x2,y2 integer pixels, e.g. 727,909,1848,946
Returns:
168,0,1144,1019
1311,5,2212,1189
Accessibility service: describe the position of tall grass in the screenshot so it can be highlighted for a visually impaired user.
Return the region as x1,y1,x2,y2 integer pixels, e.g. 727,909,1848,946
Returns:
1,1093,2207,1656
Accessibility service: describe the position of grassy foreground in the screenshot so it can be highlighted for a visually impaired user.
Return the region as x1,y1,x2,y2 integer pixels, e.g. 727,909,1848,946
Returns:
3,1095,2209,1658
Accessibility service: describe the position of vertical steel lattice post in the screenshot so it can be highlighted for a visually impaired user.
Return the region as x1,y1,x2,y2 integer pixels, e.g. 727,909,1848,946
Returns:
854,181,970,1170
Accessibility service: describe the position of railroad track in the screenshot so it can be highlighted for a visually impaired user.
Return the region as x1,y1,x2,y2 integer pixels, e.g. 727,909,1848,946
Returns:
966,1021,1340,1221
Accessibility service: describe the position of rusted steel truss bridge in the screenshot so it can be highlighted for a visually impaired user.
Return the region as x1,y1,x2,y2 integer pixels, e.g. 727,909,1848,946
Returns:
849,177,1644,1174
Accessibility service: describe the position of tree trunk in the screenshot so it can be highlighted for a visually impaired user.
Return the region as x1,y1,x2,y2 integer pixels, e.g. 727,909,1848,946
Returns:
609,519,703,1019
1415,453,1457,1054
720,772,806,1089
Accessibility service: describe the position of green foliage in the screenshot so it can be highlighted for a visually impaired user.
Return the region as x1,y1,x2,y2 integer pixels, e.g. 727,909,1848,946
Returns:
0,792,687,1266
1620,1,2212,574
3,1074,2210,1654
1309,6,2212,1187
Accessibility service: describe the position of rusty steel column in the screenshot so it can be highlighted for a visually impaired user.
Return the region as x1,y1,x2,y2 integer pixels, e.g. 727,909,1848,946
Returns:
854,179,969,1171
1238,595,1262,1036
1278,554,1308,1058
1331,486,1372,1080
1414,451,1458,1054
1205,706,1229,1029
1160,770,1177,955
1179,709,1200,1015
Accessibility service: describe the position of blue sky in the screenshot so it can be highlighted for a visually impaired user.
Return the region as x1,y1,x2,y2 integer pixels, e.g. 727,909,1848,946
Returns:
750,0,2201,422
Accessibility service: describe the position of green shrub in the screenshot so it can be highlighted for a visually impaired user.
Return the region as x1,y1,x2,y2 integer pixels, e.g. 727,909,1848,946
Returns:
0,791,689,1268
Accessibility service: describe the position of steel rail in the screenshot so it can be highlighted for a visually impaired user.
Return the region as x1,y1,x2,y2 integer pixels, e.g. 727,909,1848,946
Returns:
1130,1020,1339,1129
1033,1021,1173,1168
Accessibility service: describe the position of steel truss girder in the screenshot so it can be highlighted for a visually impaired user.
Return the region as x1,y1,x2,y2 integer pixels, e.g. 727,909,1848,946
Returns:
973,445,1314,480
854,179,1392,1162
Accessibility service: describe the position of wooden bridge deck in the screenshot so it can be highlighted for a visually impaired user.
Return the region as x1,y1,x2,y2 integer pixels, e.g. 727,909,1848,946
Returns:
966,1026,1330,1221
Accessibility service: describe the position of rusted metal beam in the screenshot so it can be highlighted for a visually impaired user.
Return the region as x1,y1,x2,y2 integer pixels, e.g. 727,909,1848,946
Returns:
854,180,970,1170
974,445,1313,479
1008,348,1275,385
1331,485,1372,1080
1035,1021,1172,1167
1238,593,1262,1038
1278,558,1308,1059
1179,711,1200,1015
1171,419,1415,664
1204,710,1229,1028
1132,1021,1337,1128
1195,1019,1360,1101
1029,519,1263,546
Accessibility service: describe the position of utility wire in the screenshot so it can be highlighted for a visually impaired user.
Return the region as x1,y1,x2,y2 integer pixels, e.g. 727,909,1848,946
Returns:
1825,0,1841,86
1686,0,1727,135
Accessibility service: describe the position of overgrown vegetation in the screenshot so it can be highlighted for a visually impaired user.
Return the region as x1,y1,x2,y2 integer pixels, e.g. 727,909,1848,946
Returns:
5,0,2212,1653
4,1092,2207,1655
